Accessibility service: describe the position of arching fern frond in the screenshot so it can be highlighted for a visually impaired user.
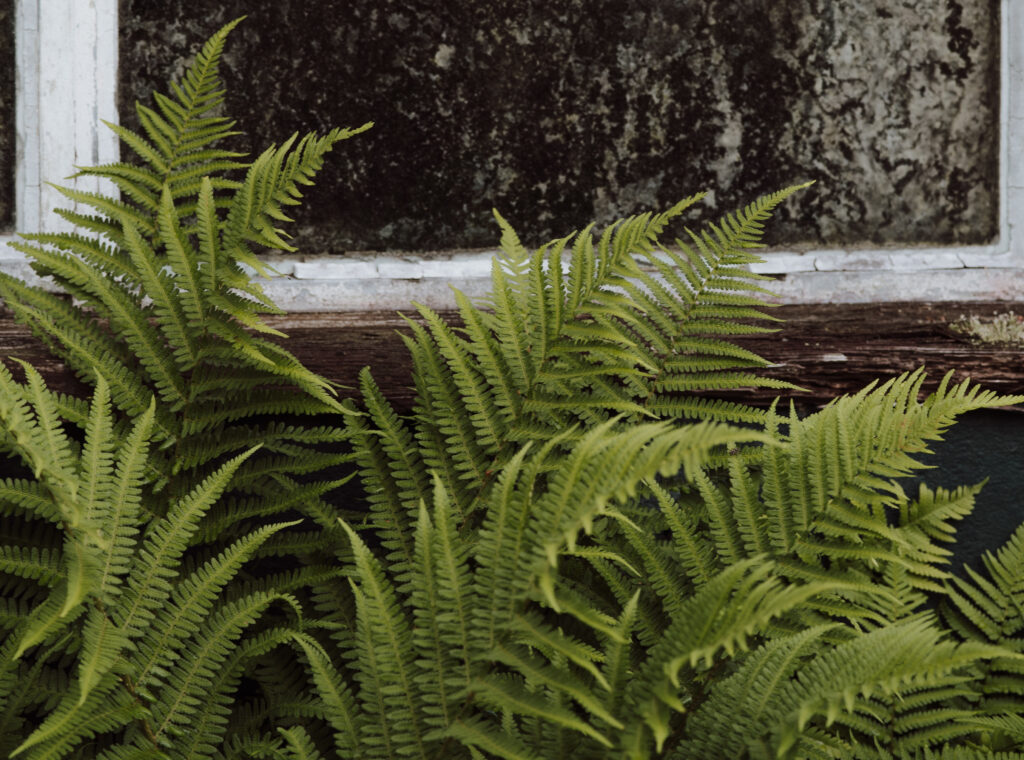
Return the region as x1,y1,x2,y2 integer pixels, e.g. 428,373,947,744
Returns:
606,370,1023,638
677,619,1008,760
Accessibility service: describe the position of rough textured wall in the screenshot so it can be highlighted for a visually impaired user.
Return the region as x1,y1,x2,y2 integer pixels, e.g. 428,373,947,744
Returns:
0,1,14,231
119,1,1000,254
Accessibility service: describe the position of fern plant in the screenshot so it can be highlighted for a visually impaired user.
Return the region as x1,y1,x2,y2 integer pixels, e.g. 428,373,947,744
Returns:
0,362,314,759
286,429,1012,759
0,19,366,757
0,17,368,544
294,195,1024,758
345,185,807,562
3,16,1024,760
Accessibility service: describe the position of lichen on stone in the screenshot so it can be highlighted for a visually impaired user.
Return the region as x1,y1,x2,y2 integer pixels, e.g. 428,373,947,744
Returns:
951,312,1024,347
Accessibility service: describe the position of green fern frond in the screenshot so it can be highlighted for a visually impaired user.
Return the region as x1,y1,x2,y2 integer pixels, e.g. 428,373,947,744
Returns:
128,518,298,697
940,520,1024,715
222,127,371,258
765,620,1011,759
352,189,808,539
443,716,539,760
678,622,839,758
486,640,624,732
10,684,141,760
470,674,614,748
0,546,62,587
341,520,427,758
112,446,259,644
274,726,325,760
147,591,300,744
170,625,301,760
291,633,363,756
408,494,473,728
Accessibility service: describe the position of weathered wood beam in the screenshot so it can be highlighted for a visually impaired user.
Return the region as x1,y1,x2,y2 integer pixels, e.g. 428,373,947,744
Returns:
259,302,1024,410
1,302,1022,410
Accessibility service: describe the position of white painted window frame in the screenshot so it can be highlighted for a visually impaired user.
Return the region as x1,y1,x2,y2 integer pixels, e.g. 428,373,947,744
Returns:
2,0,1022,310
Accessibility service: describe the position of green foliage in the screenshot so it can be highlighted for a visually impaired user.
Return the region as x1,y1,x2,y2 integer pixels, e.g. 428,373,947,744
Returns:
2,17,1024,760
0,19,363,757
0,366,300,758
330,358,1024,758
0,17,366,525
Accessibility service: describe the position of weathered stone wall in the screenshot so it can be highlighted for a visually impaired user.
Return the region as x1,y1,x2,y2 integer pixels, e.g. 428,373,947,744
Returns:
0,1,14,232
118,0,1000,255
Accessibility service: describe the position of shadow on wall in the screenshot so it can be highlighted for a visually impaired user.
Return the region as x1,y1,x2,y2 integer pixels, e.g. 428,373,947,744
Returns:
919,409,1024,570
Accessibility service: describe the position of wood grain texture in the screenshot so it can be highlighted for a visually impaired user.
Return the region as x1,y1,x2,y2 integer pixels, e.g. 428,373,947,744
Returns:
257,302,1024,411
1,302,1022,411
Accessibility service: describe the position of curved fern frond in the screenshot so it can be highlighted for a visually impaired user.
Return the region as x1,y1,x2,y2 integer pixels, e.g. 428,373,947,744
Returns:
764,620,1010,760
291,633,363,757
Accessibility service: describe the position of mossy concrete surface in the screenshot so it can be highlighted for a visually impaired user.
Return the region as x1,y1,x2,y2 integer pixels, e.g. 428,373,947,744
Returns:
119,0,999,255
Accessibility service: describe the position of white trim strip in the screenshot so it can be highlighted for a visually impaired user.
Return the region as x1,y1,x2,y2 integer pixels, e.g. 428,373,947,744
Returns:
13,0,39,235
5,0,119,246
253,267,1024,311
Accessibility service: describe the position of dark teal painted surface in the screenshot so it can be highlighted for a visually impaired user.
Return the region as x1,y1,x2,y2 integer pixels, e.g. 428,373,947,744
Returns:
0,0,13,231
919,410,1024,570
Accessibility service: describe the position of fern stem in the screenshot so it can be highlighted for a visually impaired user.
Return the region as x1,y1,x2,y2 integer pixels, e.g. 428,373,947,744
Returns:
118,673,162,749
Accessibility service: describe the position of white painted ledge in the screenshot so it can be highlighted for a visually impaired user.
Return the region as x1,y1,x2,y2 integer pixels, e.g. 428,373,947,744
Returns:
248,242,1024,309
0,243,1020,310
255,270,1024,311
